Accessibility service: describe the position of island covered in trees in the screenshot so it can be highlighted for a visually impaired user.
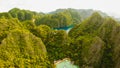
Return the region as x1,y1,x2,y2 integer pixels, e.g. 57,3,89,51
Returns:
0,8,120,68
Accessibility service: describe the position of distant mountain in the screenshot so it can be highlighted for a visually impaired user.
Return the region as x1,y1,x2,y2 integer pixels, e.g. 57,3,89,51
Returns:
50,8,109,21
50,8,120,23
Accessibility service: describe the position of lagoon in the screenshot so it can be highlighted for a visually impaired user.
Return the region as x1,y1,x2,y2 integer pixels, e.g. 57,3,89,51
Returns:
54,25,74,33
55,58,79,68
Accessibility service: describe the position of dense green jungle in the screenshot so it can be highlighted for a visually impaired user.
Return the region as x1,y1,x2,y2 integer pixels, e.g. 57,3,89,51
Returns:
0,8,120,68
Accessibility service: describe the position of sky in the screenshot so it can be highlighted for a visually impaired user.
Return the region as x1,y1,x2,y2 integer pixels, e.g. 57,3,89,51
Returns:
0,0,120,18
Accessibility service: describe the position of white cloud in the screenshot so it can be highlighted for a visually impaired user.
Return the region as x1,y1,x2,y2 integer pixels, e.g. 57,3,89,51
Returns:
0,0,120,17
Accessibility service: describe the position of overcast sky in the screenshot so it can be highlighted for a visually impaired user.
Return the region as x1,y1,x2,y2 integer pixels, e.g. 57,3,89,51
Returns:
0,0,120,17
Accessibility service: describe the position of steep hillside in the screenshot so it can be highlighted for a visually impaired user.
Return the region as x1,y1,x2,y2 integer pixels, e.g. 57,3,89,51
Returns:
0,29,50,67
69,12,120,68
1,8,120,68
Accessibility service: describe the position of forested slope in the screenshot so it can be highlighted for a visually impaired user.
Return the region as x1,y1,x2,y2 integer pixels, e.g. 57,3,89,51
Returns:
0,8,120,68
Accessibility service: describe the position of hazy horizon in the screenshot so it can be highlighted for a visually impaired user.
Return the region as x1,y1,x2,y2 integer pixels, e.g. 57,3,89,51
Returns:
0,0,120,18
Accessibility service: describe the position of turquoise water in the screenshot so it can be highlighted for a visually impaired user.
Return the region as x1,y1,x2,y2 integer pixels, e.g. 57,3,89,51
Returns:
54,25,74,32
56,60,79,68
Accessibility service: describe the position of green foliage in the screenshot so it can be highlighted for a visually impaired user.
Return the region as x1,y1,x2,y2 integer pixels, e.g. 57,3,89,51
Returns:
1,8,120,68
51,9,82,26
9,8,35,21
22,20,36,31
97,18,118,68
9,8,20,18
32,25,51,42
35,12,73,28
0,29,51,68
45,30,70,62
69,12,120,68
69,35,104,67
0,18,22,43
0,12,12,19
68,9,81,24
17,11,25,21
69,12,104,38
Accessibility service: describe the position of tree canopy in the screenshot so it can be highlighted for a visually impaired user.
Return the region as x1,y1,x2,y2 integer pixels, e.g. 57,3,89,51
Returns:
0,8,120,68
